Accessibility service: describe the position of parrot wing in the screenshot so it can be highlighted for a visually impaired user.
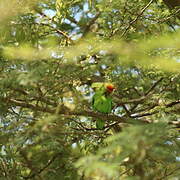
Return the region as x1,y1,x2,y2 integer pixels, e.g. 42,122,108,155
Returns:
92,87,113,130
92,93,112,129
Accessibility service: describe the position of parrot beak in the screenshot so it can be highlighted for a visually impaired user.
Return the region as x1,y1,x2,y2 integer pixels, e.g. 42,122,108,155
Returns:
106,84,115,93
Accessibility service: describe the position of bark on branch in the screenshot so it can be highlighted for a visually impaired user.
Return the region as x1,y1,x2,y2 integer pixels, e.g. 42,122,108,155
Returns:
163,0,180,19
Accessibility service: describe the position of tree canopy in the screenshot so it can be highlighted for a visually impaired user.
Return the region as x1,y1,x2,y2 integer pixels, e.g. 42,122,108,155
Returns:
0,0,180,179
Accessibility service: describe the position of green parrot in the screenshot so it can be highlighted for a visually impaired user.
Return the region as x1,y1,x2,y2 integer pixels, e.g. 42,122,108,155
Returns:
92,83,115,129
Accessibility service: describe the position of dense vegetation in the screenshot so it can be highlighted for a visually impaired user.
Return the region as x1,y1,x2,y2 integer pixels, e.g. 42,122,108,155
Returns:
0,0,179,179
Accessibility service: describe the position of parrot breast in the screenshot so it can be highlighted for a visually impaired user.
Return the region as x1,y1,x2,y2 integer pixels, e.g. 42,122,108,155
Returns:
92,87,113,129
92,93,112,114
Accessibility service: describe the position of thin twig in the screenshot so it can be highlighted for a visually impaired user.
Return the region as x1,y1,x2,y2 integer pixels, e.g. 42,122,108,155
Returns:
121,0,154,37
23,153,61,179
145,78,163,96
157,167,180,180
35,9,73,43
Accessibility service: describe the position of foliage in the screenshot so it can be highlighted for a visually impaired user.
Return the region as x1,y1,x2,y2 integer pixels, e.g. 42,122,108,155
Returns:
0,0,180,179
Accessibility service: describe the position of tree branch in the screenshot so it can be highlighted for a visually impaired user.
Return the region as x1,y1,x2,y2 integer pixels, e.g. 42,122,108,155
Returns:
157,166,180,180
163,0,180,9
3,97,180,128
131,100,180,118
4,98,126,123
23,153,61,179
35,8,73,43
145,78,163,96
163,0,180,19
121,0,154,37
82,12,101,37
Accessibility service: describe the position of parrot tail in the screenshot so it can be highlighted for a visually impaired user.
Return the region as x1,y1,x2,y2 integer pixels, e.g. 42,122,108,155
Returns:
96,119,105,130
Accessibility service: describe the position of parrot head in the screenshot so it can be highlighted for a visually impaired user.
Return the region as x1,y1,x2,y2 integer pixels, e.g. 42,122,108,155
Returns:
92,82,115,94
105,84,115,93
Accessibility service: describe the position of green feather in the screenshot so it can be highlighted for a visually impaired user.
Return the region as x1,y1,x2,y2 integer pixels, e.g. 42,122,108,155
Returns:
96,119,105,130
92,87,113,129
93,94,112,113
